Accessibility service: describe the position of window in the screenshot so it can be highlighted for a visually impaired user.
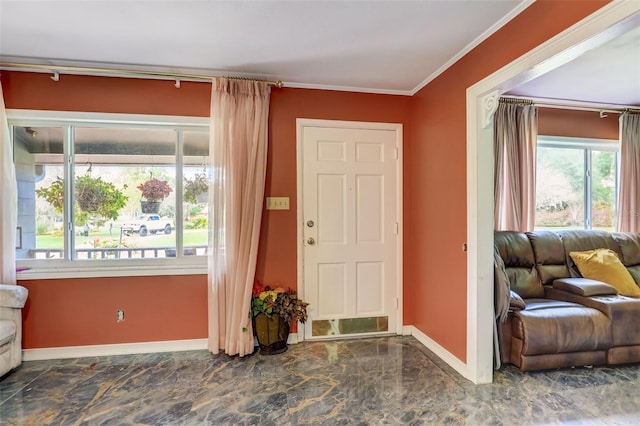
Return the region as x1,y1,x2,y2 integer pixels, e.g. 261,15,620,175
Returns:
12,111,209,277
535,136,618,231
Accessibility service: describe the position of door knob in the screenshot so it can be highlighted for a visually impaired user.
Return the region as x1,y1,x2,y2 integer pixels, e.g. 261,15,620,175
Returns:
307,237,315,245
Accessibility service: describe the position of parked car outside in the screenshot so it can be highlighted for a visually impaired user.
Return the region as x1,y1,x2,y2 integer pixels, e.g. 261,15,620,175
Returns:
121,214,173,237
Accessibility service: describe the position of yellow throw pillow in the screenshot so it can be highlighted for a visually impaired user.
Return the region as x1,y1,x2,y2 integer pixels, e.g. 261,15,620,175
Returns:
569,248,640,297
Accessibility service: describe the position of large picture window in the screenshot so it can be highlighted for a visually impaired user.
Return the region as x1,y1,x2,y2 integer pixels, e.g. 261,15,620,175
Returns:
535,136,618,231
12,112,209,276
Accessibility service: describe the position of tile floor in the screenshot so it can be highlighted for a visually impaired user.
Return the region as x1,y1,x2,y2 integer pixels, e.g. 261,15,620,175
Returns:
1,336,640,425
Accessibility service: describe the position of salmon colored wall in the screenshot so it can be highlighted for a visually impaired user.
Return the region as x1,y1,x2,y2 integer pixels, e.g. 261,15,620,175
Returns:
0,0,612,354
2,71,212,349
19,276,208,348
2,72,411,348
259,88,411,289
538,107,619,139
1,72,210,116
406,0,611,361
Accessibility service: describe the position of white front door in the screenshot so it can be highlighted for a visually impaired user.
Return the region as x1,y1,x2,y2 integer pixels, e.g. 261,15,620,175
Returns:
297,119,402,339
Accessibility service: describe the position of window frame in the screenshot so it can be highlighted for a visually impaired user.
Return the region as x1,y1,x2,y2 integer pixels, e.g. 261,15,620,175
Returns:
536,135,619,230
10,110,210,279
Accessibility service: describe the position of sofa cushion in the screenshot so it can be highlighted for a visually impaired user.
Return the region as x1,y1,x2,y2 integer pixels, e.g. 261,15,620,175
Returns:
559,230,620,277
494,231,544,298
612,232,640,285
527,231,570,285
553,278,618,297
0,320,16,347
512,302,611,355
569,249,640,297
612,232,640,265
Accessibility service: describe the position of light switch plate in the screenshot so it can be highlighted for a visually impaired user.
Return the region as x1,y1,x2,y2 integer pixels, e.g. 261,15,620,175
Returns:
266,197,290,210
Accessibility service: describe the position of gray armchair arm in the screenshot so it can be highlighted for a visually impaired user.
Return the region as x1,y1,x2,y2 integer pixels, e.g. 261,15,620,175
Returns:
0,284,28,309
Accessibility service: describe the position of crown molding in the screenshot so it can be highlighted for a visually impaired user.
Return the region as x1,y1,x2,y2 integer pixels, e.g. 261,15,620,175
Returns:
409,0,535,96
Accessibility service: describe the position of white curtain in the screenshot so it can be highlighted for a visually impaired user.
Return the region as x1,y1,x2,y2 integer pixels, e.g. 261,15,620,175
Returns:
617,112,640,232
208,78,270,356
494,101,538,232
0,82,18,285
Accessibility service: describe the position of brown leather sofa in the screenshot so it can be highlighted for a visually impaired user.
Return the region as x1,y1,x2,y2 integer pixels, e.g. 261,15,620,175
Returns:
495,230,640,372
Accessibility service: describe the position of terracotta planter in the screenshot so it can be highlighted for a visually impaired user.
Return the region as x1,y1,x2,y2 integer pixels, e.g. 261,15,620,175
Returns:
140,200,161,213
253,313,290,355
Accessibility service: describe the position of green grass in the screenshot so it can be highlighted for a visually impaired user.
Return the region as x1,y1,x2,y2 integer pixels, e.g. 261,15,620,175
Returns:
36,228,208,249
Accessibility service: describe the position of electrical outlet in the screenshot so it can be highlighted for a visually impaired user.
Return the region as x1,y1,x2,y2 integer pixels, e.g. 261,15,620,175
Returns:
116,310,125,322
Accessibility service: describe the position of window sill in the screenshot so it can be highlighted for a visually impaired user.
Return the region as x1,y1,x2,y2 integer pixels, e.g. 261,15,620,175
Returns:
16,258,208,280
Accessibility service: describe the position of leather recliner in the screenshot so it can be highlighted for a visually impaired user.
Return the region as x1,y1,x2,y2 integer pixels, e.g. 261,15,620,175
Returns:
495,230,640,371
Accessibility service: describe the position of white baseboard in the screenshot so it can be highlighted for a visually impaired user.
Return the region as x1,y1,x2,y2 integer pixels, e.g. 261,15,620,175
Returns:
22,329,466,381
22,338,208,361
405,325,469,379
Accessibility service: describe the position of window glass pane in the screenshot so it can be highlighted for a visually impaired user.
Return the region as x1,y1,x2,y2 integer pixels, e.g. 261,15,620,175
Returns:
73,127,176,259
182,131,210,256
591,150,616,231
535,147,585,230
14,126,65,260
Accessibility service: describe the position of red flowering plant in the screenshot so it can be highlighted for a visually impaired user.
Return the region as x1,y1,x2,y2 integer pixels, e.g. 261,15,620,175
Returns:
251,281,309,324
137,178,173,201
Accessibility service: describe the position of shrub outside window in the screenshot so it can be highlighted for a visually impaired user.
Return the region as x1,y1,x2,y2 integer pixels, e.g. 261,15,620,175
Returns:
535,136,618,231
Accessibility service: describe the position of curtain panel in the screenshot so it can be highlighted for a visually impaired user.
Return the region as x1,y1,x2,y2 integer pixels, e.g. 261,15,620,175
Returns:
208,78,270,357
0,82,18,285
493,101,538,232
617,112,640,232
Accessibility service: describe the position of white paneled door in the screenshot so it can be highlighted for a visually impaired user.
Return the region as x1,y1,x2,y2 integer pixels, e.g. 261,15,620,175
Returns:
298,120,401,339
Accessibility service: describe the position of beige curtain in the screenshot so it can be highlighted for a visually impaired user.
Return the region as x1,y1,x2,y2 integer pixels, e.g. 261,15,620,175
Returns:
0,82,18,285
617,112,640,232
494,101,538,232
208,78,270,356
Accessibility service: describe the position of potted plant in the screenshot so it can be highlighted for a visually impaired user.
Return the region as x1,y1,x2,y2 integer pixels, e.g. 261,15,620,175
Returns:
137,177,173,213
251,281,309,355
36,175,128,219
184,173,209,204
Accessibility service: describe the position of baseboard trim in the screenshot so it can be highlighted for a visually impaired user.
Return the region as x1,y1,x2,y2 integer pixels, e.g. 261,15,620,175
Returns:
22,338,208,361
406,325,469,379
22,329,465,378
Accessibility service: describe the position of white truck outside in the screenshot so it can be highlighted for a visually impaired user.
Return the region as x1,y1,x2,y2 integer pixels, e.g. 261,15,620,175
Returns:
121,215,173,237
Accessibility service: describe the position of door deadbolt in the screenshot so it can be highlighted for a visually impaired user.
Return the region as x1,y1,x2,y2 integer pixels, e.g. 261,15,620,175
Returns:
307,237,315,245
306,220,315,228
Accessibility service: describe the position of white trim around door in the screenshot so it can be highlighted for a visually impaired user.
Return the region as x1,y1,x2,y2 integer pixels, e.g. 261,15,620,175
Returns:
466,2,640,384
296,119,403,342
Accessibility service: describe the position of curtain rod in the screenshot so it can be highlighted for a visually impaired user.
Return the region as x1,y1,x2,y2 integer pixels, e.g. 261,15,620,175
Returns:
500,96,640,114
0,62,284,88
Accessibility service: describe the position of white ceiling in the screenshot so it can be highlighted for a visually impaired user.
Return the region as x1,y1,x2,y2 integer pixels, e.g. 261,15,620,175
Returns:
0,0,638,105
505,23,640,107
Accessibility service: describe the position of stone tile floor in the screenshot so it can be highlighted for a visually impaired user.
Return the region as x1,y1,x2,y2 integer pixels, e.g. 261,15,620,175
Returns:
1,336,639,425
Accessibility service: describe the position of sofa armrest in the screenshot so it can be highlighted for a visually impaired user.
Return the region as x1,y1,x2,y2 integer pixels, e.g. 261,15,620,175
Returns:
552,278,617,297
0,284,28,309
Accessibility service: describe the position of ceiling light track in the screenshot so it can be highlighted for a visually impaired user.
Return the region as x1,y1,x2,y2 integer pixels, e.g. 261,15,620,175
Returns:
0,62,283,88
